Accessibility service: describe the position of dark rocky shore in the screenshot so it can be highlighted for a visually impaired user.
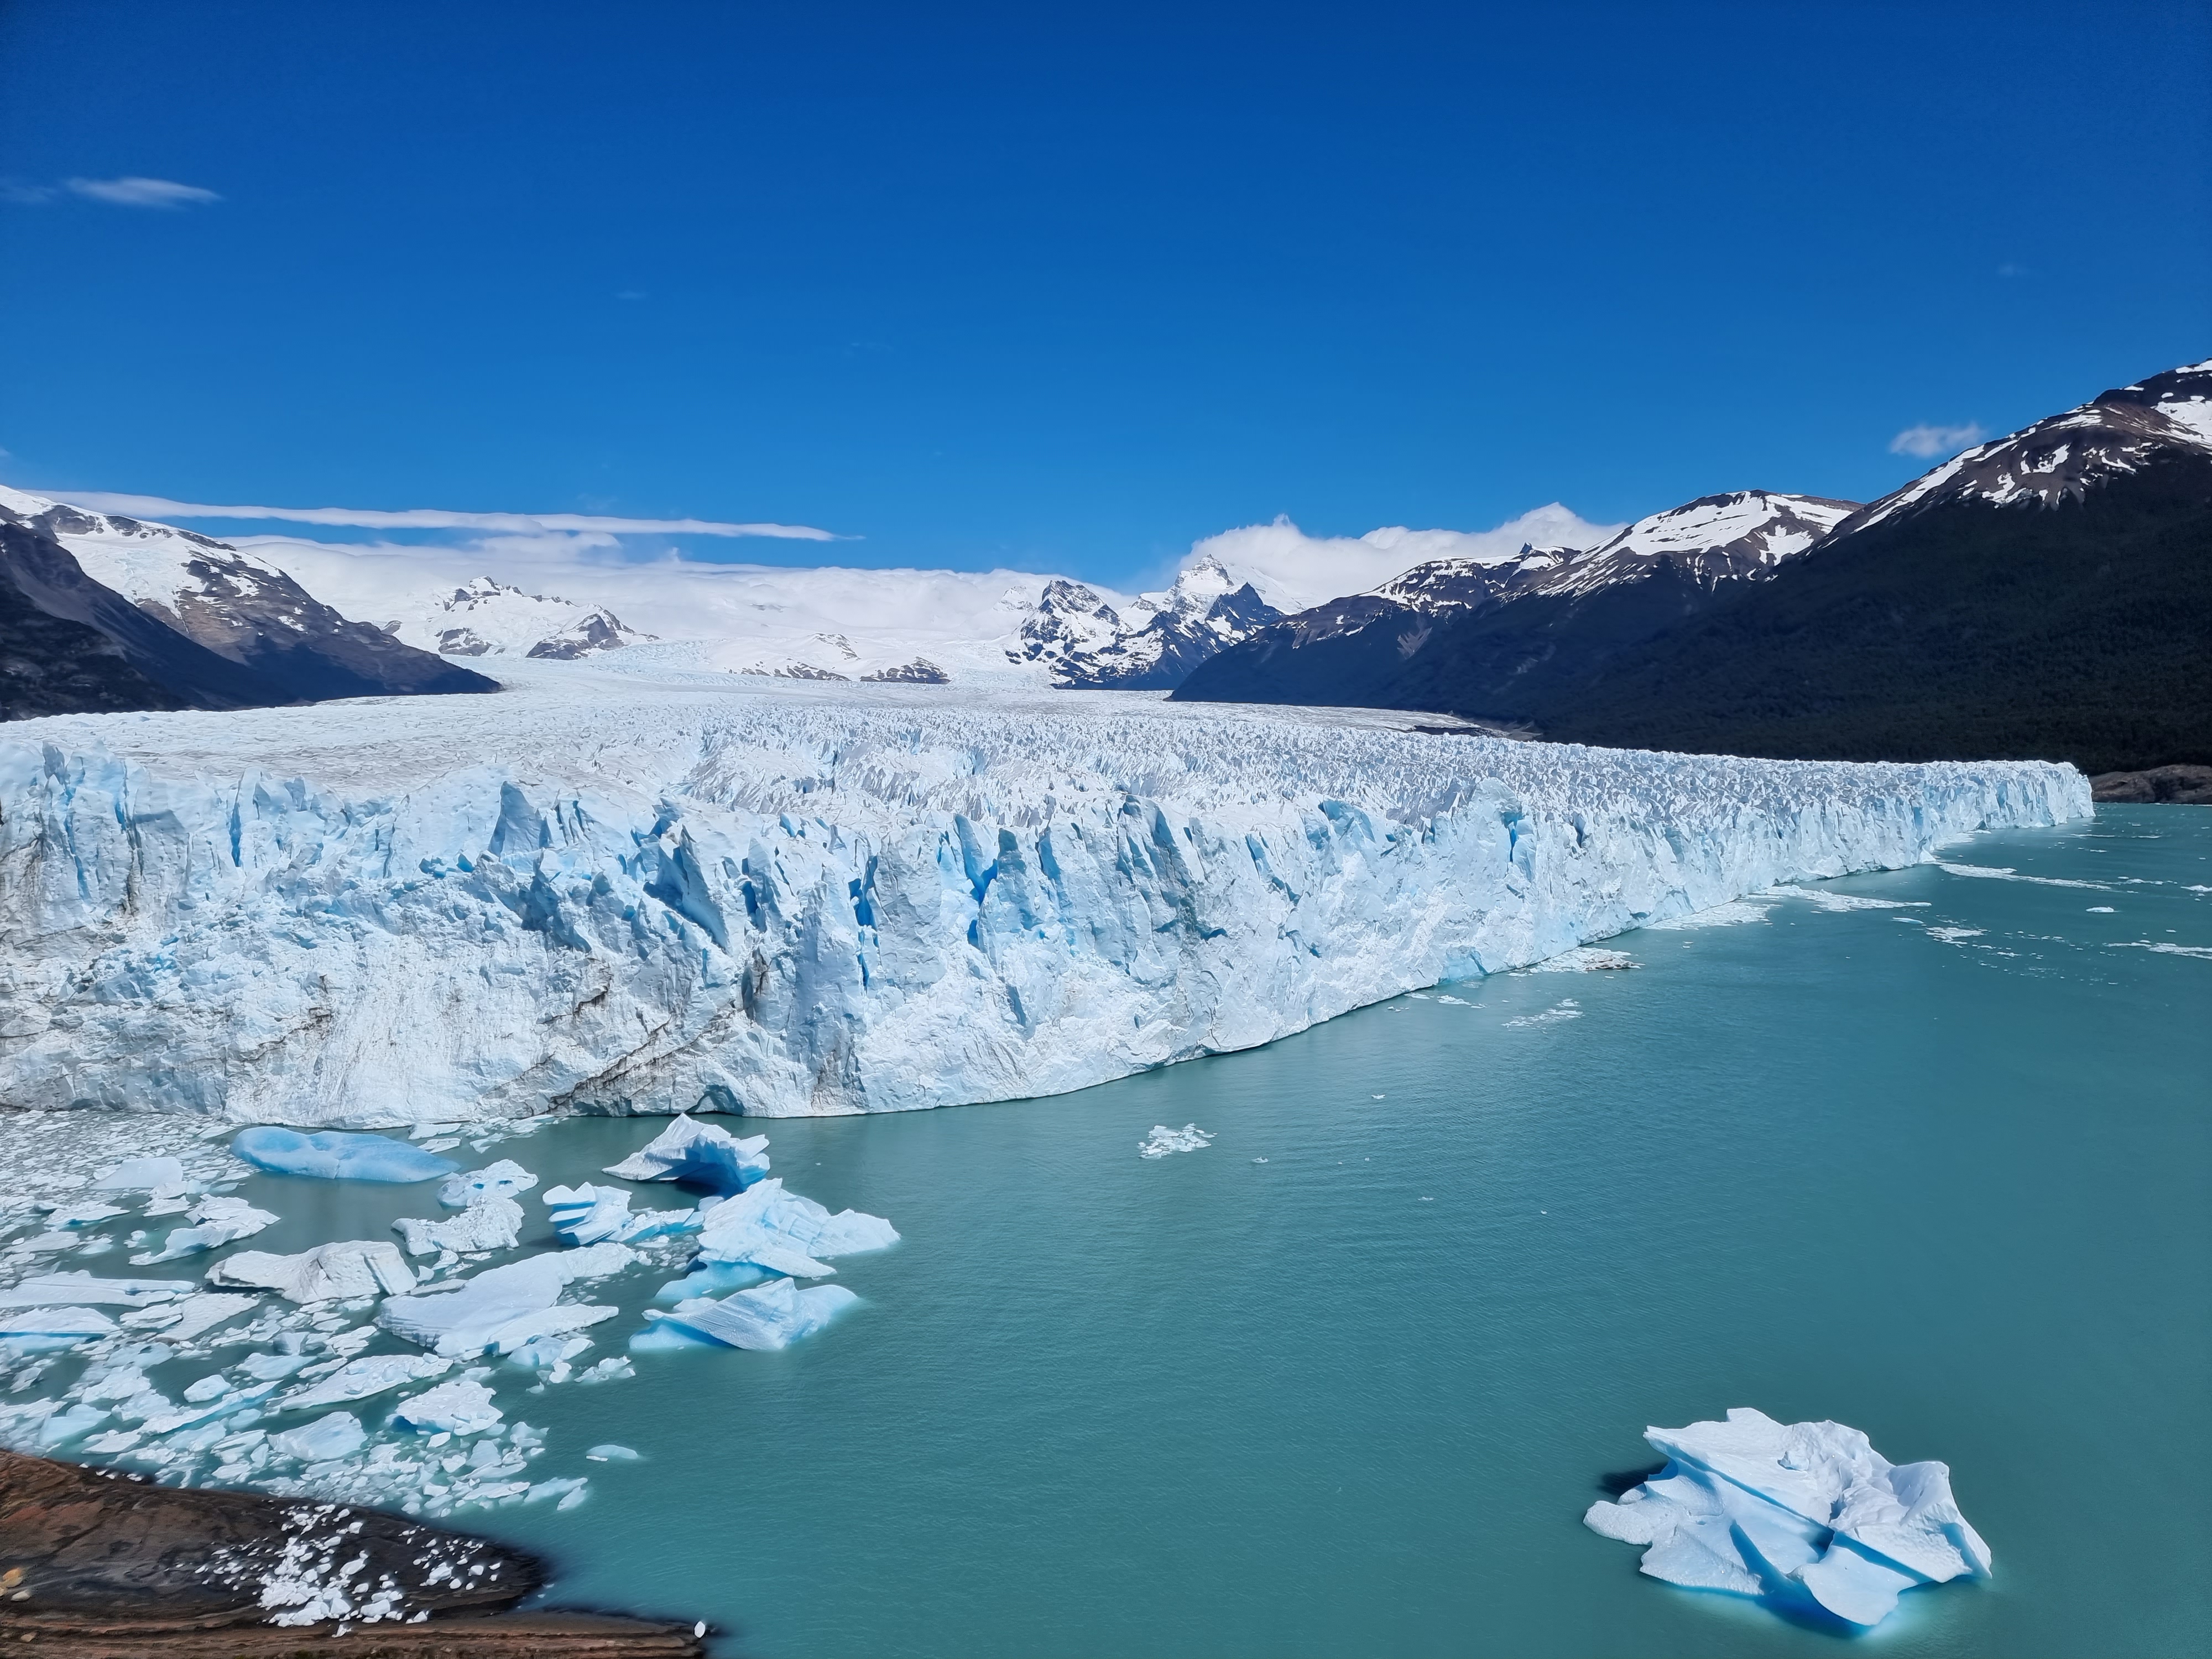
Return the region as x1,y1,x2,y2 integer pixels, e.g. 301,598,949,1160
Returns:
0,1449,703,1656
2090,764,2212,804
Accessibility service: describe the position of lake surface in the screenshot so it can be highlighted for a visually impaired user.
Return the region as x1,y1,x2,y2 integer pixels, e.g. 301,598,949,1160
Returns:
66,808,2212,1656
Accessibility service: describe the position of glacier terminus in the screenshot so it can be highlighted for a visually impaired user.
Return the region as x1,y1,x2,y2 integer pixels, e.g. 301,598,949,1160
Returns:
0,666,2088,1126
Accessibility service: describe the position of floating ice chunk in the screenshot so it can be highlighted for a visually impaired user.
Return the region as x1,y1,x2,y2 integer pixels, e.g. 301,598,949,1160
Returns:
577,1355,633,1383
691,1178,897,1276
393,1197,523,1256
603,1114,770,1194
586,1443,641,1461
1139,1124,1213,1158
526,1476,589,1505
0,1307,116,1339
438,1159,539,1209
270,1410,367,1463
542,1184,699,1247
389,1377,502,1435
646,1276,859,1351
142,1380,276,1435
93,1156,186,1192
150,1291,260,1343
1644,899,1775,929
508,1333,593,1374
1766,885,1929,912
377,1250,628,1358
0,1271,194,1309
654,1261,770,1303
1527,946,1641,971
232,1128,457,1184
282,1353,453,1411
1585,1408,1991,1630
131,1196,281,1265
40,1200,127,1228
34,1402,112,1449
206,1240,416,1303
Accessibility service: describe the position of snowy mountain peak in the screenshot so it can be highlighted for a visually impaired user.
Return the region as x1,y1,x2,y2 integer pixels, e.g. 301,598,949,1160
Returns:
426,575,651,659
1848,357,2212,534
1539,491,1860,597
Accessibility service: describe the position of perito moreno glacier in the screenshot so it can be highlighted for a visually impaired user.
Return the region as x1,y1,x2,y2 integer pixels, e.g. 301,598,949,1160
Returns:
0,666,2089,1125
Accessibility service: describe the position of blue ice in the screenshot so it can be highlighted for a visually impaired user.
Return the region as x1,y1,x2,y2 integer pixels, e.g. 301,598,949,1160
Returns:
232,1128,458,1183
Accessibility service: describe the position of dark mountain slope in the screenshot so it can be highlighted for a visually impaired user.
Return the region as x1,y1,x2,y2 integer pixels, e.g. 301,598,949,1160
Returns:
1527,453,2212,775
0,519,286,717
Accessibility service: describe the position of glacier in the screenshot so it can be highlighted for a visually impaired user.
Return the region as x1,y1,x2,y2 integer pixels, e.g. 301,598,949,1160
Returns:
0,673,2089,1125
1587,1408,1991,1629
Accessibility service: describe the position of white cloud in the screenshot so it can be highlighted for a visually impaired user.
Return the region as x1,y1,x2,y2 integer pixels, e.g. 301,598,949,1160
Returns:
65,176,221,208
62,493,841,541
1888,422,1986,460
1184,504,1624,613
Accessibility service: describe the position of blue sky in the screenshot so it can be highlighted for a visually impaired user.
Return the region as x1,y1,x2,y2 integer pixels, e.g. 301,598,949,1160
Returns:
2,1,2205,585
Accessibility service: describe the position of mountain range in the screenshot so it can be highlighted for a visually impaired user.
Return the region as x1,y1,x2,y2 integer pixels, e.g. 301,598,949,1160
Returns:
1176,359,2212,779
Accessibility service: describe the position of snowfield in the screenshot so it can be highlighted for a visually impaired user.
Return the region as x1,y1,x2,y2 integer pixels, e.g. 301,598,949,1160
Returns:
0,664,2089,1125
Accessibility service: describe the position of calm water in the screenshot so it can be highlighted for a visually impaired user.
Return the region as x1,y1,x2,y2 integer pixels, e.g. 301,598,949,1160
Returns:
234,808,2211,1657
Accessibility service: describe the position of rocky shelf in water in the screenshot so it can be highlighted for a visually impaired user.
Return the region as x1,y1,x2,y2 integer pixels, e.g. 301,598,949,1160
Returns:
0,1448,703,1656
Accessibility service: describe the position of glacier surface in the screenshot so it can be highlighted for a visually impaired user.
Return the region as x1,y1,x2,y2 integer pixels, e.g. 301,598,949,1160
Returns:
0,673,2088,1125
1586,1408,1991,1629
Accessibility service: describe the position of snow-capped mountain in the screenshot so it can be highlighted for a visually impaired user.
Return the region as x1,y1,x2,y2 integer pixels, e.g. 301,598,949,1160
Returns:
415,576,653,659
1840,358,2212,533
0,488,494,703
1009,555,1284,688
1175,491,1859,708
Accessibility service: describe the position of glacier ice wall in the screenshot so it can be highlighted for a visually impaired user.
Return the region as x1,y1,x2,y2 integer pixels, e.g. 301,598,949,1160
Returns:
0,678,2090,1125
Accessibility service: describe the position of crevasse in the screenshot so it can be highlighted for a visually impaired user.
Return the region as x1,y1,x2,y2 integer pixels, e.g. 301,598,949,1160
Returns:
0,679,2090,1125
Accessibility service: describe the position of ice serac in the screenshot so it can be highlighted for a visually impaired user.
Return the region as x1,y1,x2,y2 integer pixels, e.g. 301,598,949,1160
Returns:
0,680,2090,1124
1585,1408,1991,1629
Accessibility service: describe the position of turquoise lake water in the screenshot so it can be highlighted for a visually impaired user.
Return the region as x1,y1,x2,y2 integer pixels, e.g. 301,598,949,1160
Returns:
208,808,2211,1656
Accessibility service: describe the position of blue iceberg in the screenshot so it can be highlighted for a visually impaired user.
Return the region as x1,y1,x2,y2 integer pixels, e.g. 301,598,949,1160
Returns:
638,1275,858,1352
233,1128,457,1183
602,1115,769,1195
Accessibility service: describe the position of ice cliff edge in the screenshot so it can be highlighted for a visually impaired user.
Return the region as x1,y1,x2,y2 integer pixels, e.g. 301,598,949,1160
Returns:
0,679,2089,1124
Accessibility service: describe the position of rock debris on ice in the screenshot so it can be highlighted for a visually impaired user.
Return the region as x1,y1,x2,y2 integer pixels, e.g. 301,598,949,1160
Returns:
1585,1408,1991,1629
0,677,2088,1123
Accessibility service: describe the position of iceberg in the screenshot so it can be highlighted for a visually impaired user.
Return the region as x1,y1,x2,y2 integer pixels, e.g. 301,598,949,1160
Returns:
0,684,2089,1125
206,1240,416,1303
93,1156,186,1192
280,1353,452,1411
690,1178,898,1277
1584,1408,1992,1629
542,1183,698,1247
270,1410,367,1464
644,1276,859,1351
603,1114,769,1193
1139,1124,1212,1157
0,1271,194,1309
233,1128,457,1183
130,1194,280,1264
438,1159,539,1208
388,1377,503,1436
393,1197,523,1256
376,1244,632,1357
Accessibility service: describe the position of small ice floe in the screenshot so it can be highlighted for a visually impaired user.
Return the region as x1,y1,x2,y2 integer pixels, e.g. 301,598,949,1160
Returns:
585,1443,641,1462
637,1276,858,1353
393,1197,524,1257
282,1353,453,1412
2109,940,2212,961
207,1240,416,1303
1528,946,1642,972
93,1156,186,1193
0,1271,194,1309
0,1306,118,1353
1765,885,1929,914
1139,1124,1213,1159
542,1184,700,1248
1644,900,1774,930
140,1291,259,1343
389,1378,503,1436
1585,1408,1990,1631
2086,905,2115,913
692,1178,898,1277
271,1410,368,1464
437,1160,539,1209
131,1195,280,1264
1939,861,2108,891
40,1199,126,1229
1926,927,1985,945
1505,999,1582,1028
603,1114,770,1194
655,1261,771,1303
377,1246,631,1358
